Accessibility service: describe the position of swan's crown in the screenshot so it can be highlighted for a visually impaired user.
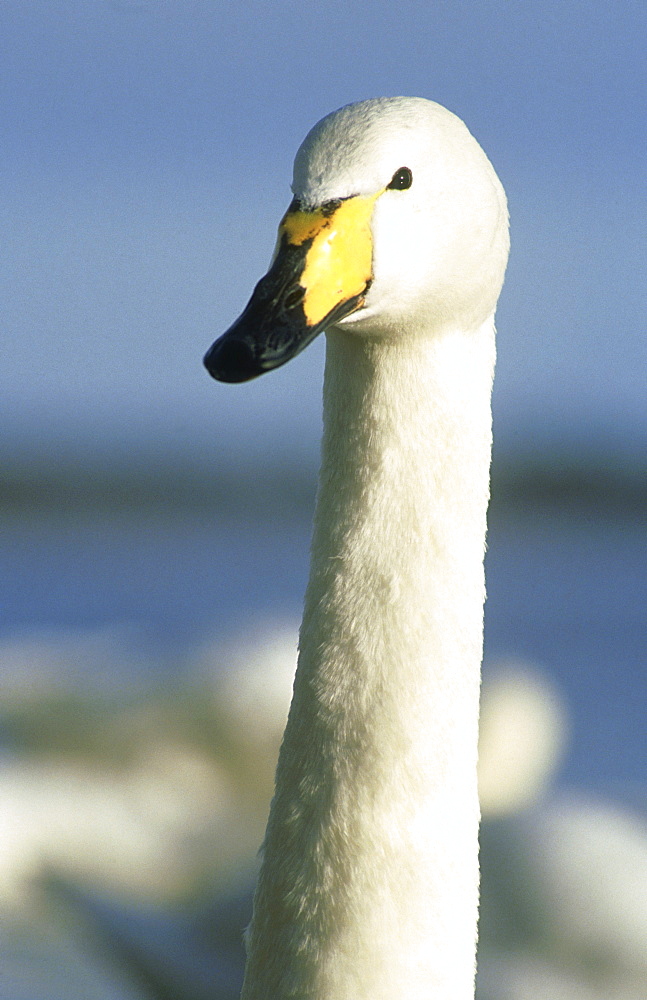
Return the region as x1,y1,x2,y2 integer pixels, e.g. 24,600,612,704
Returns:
293,97,509,335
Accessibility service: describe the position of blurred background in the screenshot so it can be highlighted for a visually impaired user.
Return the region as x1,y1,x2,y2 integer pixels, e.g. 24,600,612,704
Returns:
1,2,645,998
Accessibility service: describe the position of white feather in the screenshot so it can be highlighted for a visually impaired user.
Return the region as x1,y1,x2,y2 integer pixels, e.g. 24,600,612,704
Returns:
242,97,509,1000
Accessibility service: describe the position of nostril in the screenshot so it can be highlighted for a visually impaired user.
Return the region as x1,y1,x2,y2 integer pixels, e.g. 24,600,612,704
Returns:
283,285,306,311
204,337,257,383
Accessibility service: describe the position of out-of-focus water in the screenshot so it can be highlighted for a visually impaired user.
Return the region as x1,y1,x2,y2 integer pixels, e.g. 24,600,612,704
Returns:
1,497,645,800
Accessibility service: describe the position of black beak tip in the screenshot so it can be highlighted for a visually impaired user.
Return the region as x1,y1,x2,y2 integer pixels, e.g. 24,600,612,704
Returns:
203,337,259,383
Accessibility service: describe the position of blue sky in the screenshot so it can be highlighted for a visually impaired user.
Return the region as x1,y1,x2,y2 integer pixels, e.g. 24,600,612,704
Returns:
2,1,645,469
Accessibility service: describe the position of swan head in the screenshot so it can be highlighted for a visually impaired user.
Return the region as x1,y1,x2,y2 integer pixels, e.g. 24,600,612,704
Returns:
205,97,509,383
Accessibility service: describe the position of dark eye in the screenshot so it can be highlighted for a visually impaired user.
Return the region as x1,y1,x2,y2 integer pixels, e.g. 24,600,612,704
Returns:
387,167,413,191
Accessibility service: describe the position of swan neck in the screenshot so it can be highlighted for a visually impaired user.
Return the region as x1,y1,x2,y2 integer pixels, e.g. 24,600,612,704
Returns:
242,320,496,1000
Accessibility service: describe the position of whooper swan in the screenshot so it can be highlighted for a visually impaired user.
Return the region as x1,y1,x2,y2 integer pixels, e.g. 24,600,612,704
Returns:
204,96,509,1000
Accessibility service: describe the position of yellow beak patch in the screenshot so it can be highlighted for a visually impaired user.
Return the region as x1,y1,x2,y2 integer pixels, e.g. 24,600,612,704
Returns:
279,191,382,327
204,188,386,383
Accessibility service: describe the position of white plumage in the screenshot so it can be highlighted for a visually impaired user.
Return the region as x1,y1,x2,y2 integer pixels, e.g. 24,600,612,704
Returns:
220,97,510,1000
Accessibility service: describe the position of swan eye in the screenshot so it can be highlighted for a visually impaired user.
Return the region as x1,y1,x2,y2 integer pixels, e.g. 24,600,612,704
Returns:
387,167,413,191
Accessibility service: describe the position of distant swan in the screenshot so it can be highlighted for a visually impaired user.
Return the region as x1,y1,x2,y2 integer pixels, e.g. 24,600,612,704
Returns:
204,97,509,1000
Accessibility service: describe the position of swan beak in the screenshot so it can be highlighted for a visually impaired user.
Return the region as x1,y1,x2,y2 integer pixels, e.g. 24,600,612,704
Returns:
204,193,379,383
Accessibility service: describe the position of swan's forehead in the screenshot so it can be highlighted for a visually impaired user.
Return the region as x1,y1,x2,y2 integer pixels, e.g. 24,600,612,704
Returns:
292,98,458,206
